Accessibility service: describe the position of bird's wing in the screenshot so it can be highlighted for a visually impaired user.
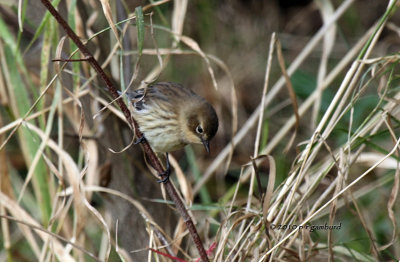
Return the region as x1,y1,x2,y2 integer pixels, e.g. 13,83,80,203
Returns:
122,82,190,112
119,89,146,111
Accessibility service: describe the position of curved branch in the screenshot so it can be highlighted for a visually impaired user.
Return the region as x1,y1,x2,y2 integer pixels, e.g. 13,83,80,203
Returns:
38,1,208,261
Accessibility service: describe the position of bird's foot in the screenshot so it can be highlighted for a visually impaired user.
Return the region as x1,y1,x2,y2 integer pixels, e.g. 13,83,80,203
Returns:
157,153,170,183
134,136,146,145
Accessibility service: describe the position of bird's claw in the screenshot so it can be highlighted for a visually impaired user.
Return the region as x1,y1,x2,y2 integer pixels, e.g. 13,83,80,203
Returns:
134,136,146,145
157,169,170,183
157,153,170,183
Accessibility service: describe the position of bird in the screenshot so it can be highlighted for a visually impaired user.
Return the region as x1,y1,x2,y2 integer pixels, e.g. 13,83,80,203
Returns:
121,82,219,181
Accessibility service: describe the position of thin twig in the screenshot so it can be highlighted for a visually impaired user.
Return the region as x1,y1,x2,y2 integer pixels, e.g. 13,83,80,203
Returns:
38,1,208,261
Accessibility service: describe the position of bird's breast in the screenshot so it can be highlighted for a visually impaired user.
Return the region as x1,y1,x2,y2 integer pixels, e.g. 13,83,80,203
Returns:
142,128,186,152
133,111,185,152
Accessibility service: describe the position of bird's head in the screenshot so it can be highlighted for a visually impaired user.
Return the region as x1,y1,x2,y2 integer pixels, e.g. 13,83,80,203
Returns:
184,102,219,153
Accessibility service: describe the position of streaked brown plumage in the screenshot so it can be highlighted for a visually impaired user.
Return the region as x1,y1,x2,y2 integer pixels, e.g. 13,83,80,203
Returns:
124,82,218,153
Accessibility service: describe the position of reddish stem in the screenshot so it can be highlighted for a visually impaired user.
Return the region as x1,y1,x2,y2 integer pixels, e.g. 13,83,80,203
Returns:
38,1,209,261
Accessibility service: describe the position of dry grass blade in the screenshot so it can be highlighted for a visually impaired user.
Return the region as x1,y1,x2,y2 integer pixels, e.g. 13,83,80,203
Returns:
276,39,299,154
377,114,400,251
328,149,344,261
171,0,188,44
268,1,394,226
3,0,400,260
262,24,374,157
313,0,336,129
0,44,7,105
195,0,356,192
262,155,276,224
170,155,193,204
348,190,379,259
0,115,13,255
16,82,60,204
381,162,399,250
99,0,122,48
22,121,109,252
181,36,218,90
0,194,81,261
260,136,400,259
254,33,275,156
246,33,276,215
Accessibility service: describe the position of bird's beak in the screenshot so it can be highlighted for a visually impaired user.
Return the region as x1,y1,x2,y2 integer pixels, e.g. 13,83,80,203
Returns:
201,139,210,153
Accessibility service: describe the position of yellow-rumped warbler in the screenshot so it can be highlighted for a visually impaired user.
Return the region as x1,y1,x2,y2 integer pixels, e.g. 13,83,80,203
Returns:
123,82,219,154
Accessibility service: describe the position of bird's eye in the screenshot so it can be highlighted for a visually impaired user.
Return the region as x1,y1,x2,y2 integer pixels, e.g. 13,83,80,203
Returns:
196,125,204,134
